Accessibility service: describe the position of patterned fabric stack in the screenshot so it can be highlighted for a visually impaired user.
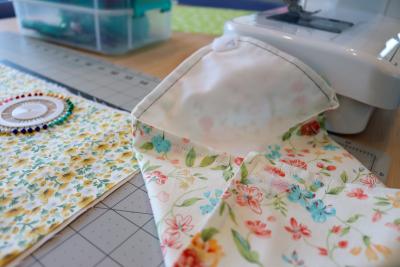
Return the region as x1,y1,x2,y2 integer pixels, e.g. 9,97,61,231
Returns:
0,64,139,266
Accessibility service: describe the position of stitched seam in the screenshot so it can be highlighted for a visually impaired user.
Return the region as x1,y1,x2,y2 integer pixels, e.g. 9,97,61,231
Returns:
134,37,335,120
133,48,212,118
238,39,331,100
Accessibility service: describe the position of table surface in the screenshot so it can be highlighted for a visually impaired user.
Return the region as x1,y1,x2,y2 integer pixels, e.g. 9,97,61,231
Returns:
1,18,399,188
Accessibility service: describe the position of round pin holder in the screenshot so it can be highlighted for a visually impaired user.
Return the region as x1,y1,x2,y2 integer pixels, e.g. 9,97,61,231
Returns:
0,92,74,134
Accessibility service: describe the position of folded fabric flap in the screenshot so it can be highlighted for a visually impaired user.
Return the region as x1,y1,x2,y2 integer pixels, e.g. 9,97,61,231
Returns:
132,119,242,266
133,36,339,157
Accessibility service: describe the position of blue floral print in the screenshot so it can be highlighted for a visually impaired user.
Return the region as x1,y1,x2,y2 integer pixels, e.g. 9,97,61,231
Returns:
287,184,315,207
312,180,324,189
265,145,281,160
151,135,171,153
142,125,152,134
282,250,305,266
288,184,335,223
307,199,336,223
322,144,339,151
200,189,223,215
309,180,324,192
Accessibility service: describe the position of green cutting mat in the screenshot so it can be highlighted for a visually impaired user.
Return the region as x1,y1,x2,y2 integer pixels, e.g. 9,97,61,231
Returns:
172,5,252,35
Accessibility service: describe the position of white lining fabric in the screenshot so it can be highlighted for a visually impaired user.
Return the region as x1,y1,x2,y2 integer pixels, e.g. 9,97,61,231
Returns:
132,36,338,156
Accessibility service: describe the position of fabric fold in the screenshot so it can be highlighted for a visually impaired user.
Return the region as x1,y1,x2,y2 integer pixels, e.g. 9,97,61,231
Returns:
131,36,399,267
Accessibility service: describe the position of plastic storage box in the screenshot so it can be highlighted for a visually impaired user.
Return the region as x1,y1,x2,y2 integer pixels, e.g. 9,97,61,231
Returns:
177,0,282,11
12,0,172,54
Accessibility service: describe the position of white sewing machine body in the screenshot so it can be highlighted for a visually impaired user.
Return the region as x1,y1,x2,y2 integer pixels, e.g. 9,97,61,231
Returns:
225,0,400,134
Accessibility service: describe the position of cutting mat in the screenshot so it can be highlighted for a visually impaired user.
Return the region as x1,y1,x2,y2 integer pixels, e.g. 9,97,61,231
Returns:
0,32,390,267
0,32,159,112
17,174,163,267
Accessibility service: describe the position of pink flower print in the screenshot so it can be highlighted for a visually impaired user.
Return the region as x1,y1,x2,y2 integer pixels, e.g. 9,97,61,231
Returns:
157,191,170,203
385,222,400,232
326,165,336,171
281,159,307,170
236,183,264,214
245,220,272,238
299,120,320,136
271,178,290,193
338,240,348,249
360,173,379,188
318,247,328,256
347,188,368,200
166,214,194,235
267,215,276,222
284,148,308,158
264,165,286,177
234,157,244,166
284,217,311,240
170,159,180,165
372,210,383,223
285,148,296,157
330,225,341,234
222,190,232,200
161,232,182,255
316,162,336,171
146,170,168,185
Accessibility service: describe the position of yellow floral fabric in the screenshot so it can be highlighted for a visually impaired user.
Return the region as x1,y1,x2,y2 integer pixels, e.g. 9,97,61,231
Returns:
0,64,138,266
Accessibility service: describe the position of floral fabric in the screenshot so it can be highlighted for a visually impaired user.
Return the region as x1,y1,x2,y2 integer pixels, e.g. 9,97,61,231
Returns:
133,117,400,267
0,64,138,266
131,36,400,267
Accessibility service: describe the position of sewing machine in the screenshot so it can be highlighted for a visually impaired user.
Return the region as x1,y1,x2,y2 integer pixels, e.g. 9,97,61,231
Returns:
224,0,400,134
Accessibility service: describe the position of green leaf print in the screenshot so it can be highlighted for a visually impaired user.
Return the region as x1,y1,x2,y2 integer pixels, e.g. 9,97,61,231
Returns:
228,205,237,225
140,142,154,150
363,235,371,246
317,114,326,129
185,148,196,167
374,196,390,207
326,186,345,195
219,201,226,216
375,201,391,206
212,165,228,171
282,131,292,141
176,197,203,207
201,227,219,242
340,226,350,236
199,155,218,167
347,214,363,223
273,195,287,216
223,165,234,181
219,201,237,225
340,171,348,183
240,163,249,184
232,229,263,267
282,126,297,141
